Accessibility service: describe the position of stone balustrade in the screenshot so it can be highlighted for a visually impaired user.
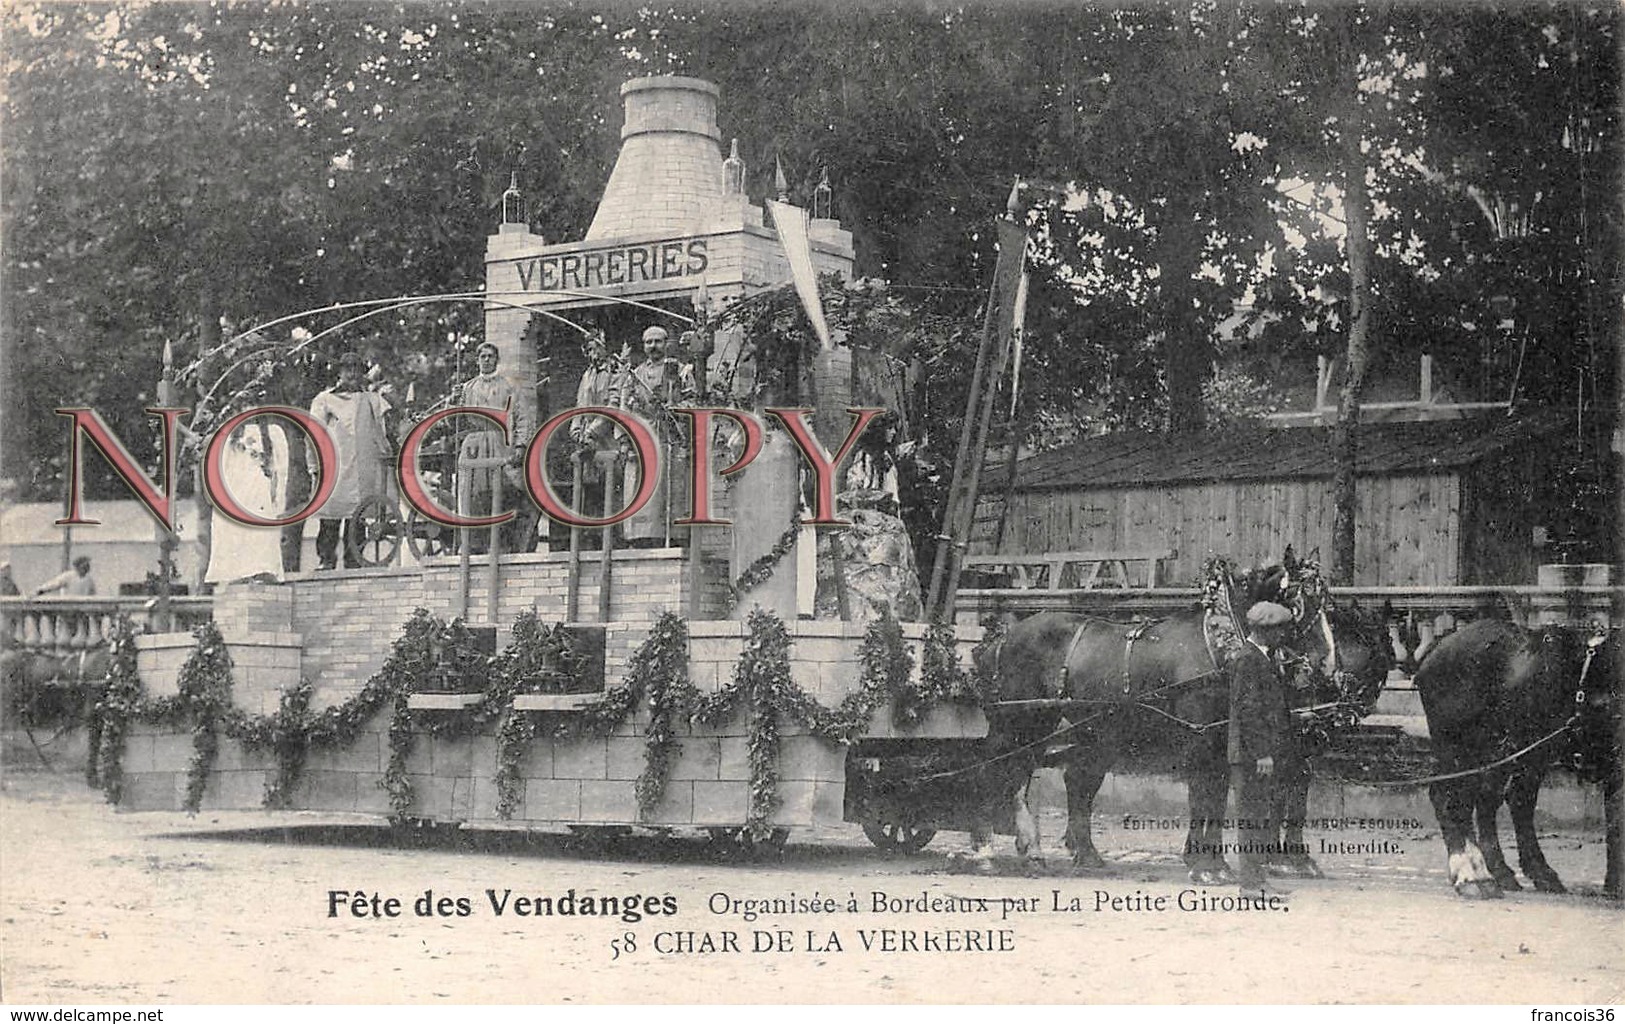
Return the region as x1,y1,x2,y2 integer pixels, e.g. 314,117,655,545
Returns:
0,596,214,653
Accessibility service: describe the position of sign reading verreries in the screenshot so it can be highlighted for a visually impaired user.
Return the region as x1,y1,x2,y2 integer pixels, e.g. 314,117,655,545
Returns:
503,237,709,293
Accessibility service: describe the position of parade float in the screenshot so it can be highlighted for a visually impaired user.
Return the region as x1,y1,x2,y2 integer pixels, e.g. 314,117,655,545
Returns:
72,76,992,852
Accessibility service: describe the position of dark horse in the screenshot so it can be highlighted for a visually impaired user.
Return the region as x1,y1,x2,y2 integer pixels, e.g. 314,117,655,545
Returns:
963,556,1389,878
1413,620,1620,899
0,645,111,772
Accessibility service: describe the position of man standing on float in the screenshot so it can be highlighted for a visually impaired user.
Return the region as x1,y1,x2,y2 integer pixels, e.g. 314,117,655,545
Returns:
622,325,695,547
453,341,533,554
309,353,393,570
569,329,625,546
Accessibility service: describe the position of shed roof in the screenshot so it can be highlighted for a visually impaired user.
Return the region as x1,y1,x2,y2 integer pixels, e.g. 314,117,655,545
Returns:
1005,413,1566,492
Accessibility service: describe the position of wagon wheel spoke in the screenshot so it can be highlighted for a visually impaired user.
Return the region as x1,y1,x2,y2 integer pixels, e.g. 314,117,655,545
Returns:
863,820,937,854
406,508,456,560
348,497,402,567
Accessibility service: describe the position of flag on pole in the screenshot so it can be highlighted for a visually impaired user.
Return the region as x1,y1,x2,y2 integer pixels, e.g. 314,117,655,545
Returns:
768,199,833,350
991,217,1027,379
1008,269,1029,418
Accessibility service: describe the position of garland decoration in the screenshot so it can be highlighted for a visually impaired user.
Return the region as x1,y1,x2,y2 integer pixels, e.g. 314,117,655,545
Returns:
230,678,314,810
721,512,803,613
93,617,142,804
628,614,699,817
1200,554,1245,667
92,617,235,814
968,616,1007,706
917,621,986,709
86,600,988,833
684,609,985,840
171,621,235,814
692,609,793,839
493,709,540,820
490,614,591,820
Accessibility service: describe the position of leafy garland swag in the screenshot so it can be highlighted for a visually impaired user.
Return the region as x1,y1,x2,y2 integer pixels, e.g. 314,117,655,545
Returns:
89,607,995,825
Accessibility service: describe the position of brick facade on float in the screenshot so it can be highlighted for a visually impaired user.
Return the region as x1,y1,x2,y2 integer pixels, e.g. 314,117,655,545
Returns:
586,77,725,241
121,572,985,826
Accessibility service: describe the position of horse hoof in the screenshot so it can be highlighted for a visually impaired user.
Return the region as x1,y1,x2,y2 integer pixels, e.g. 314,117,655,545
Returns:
1071,853,1107,871
1455,880,1504,900
1491,871,1523,891
1530,874,1566,894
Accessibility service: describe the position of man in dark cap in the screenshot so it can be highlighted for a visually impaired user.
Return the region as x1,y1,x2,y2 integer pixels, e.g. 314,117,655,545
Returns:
1228,599,1295,895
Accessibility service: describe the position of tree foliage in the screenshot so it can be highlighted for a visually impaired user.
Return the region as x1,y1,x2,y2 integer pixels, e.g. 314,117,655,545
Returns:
3,1,1616,563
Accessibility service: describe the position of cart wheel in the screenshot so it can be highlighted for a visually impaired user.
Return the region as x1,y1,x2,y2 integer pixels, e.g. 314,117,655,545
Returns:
348,497,402,567
863,820,937,854
406,508,456,559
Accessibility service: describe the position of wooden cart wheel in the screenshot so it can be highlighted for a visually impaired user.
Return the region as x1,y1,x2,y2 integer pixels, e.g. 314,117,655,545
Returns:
406,508,456,560
347,496,402,567
863,820,937,854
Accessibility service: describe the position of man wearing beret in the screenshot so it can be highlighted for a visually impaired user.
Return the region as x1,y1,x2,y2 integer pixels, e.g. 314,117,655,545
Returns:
1229,600,1296,895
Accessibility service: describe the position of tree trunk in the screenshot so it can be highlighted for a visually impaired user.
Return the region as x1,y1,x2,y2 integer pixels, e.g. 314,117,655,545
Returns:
193,294,220,593
1331,10,1374,586
1159,209,1211,433
281,441,310,573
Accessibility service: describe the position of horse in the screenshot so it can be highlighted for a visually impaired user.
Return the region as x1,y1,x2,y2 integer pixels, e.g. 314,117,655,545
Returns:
1413,619,1620,899
0,645,111,773
959,551,1387,878
1050,601,1388,881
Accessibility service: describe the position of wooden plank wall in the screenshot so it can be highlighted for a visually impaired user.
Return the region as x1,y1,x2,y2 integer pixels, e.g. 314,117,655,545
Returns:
1459,446,1543,585
990,474,1462,586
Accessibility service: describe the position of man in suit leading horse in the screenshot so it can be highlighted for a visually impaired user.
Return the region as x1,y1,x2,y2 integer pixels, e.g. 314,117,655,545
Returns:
1229,600,1296,896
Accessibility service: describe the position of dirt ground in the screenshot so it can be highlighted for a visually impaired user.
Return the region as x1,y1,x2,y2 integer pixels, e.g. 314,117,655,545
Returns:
2,765,1621,1005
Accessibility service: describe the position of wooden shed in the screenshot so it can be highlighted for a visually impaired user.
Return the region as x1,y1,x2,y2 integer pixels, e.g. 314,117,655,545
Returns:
976,413,1579,587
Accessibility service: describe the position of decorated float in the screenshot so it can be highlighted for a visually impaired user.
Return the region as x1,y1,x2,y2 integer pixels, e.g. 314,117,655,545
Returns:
76,76,993,852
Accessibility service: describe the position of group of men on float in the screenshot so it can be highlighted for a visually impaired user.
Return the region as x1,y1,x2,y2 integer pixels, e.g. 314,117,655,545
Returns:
307,323,697,569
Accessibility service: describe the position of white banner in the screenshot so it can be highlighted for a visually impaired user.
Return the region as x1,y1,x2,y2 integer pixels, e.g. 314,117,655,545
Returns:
768,199,832,350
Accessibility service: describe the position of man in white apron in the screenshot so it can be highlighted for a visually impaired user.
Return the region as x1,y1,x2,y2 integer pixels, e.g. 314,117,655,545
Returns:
309,353,393,569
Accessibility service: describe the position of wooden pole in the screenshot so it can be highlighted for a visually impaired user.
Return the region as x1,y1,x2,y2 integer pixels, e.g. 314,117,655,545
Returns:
925,292,1000,619
598,453,617,623
457,460,472,621
487,468,502,626
567,452,585,621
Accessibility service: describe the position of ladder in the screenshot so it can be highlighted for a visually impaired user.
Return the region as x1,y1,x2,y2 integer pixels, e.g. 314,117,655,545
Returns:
924,184,1027,620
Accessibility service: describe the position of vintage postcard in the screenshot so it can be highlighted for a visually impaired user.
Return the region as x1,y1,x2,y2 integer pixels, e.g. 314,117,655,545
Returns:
2,1,1620,1008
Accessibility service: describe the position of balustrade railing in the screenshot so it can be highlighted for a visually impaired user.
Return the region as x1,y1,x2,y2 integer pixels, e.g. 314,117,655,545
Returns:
955,584,1621,635
0,596,214,655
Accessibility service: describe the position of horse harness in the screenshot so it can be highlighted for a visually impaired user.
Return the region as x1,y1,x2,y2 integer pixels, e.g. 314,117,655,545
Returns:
1362,630,1611,789
1050,616,1229,733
